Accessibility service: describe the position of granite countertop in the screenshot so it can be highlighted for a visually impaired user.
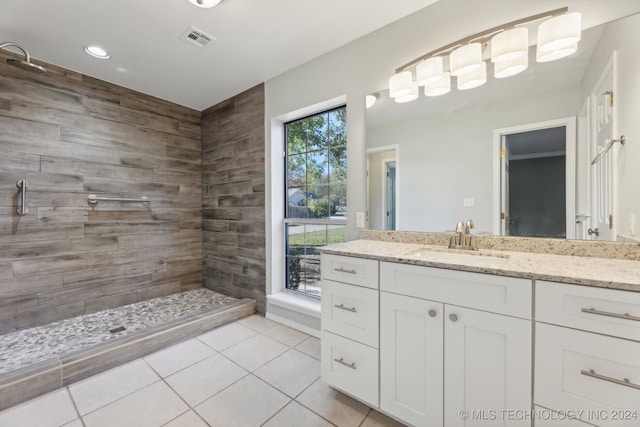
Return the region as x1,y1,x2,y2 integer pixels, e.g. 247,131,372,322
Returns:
320,239,640,292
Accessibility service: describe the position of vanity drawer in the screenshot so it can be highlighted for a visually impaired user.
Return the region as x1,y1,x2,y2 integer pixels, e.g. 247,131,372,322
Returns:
321,280,379,347
321,330,379,407
535,323,640,427
380,262,532,318
321,254,379,289
536,281,640,342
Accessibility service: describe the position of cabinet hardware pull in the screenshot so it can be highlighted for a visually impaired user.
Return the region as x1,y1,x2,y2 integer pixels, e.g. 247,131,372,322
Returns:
428,309,437,318
334,304,357,313
581,307,640,322
16,180,29,216
335,267,357,274
449,313,458,322
581,369,640,390
334,357,357,370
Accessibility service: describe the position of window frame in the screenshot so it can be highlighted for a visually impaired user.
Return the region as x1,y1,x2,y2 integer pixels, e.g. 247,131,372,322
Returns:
283,105,347,297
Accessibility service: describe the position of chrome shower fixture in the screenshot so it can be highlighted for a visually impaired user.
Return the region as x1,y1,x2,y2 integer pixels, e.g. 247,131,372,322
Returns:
0,42,47,73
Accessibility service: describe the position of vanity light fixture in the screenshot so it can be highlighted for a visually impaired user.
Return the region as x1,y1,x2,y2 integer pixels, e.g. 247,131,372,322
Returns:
187,0,223,8
494,54,528,78
491,27,528,63
424,72,451,96
387,7,580,103
449,42,483,77
457,61,487,90
84,45,110,59
416,56,443,86
395,83,419,103
389,70,413,98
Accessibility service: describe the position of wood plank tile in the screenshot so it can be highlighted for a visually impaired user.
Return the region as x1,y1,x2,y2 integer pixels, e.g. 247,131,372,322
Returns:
137,127,201,152
0,56,203,332
0,237,118,262
62,260,166,286
41,156,154,182
0,273,64,297
0,150,40,172
0,115,60,140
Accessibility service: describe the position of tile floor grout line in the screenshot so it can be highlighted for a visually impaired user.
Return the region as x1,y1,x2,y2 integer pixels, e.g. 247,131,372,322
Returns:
142,345,219,380
64,386,87,427
195,322,259,352
248,373,294,426
291,377,340,427
159,407,211,427
358,408,374,427
71,374,165,421
217,333,289,373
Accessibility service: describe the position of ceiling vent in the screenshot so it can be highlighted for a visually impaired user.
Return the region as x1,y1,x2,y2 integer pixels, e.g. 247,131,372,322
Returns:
180,26,216,48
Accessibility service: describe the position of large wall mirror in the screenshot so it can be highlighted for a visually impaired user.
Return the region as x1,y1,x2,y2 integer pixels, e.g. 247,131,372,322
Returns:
366,9,640,242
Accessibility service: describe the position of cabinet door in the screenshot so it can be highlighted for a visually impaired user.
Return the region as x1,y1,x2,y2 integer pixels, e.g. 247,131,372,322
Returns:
445,306,532,426
380,292,444,426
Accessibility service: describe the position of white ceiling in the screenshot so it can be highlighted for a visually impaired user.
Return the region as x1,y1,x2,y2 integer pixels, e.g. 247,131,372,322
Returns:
0,0,439,111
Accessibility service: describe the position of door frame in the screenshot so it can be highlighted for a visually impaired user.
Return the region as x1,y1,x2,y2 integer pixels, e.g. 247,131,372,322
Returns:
492,117,577,239
367,144,400,230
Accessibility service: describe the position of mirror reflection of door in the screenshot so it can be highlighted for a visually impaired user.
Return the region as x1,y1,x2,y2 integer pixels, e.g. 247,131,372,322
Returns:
589,56,616,241
502,126,568,238
386,161,397,230
366,146,399,230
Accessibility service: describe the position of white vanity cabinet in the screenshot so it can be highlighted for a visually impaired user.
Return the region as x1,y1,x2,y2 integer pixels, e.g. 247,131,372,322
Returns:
320,253,380,407
534,281,640,427
380,262,532,426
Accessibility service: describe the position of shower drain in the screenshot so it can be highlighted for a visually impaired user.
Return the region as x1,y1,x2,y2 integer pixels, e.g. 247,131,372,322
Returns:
109,326,126,334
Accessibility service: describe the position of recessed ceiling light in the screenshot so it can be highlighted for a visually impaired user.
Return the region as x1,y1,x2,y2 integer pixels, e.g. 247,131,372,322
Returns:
187,0,222,8
84,46,110,59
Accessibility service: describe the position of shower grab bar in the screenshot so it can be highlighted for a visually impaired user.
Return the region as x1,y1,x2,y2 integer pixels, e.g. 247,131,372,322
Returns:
16,179,29,215
87,194,150,205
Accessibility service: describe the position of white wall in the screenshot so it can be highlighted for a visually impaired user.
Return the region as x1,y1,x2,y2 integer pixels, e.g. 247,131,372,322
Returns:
366,86,581,233
581,13,640,238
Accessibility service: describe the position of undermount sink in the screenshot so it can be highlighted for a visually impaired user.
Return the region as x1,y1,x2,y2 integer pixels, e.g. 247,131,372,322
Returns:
406,246,511,260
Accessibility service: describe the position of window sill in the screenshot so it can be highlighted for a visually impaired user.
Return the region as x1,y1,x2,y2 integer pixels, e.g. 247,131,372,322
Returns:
267,291,321,319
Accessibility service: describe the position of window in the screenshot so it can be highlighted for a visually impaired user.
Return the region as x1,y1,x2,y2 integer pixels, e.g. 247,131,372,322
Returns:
284,106,347,296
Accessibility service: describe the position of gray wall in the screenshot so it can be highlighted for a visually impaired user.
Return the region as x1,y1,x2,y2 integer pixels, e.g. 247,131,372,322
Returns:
0,51,203,333
201,84,267,313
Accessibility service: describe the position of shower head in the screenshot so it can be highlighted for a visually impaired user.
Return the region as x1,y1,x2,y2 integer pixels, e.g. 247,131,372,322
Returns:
6,58,47,73
0,42,47,73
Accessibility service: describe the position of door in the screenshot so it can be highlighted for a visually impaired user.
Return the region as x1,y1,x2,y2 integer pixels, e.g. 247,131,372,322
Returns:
500,136,510,236
385,161,396,230
444,306,532,426
380,292,444,426
590,56,617,241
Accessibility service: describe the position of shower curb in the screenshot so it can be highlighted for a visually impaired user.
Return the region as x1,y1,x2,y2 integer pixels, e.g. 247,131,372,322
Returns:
0,298,255,412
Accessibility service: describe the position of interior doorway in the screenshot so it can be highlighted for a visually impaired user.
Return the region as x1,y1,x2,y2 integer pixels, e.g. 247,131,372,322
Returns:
385,161,397,230
367,145,399,230
505,128,566,237
493,118,576,239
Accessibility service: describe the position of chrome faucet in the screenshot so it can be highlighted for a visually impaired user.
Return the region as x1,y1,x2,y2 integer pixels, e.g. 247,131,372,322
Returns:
449,219,478,251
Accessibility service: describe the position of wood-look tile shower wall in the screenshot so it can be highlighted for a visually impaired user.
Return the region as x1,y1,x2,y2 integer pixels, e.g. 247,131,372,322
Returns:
0,53,203,333
201,84,266,312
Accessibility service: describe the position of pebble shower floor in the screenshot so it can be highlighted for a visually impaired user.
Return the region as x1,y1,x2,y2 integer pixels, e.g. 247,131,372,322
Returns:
0,289,238,375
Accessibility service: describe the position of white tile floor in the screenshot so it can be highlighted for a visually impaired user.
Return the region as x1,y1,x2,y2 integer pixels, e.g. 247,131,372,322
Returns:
0,315,406,427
